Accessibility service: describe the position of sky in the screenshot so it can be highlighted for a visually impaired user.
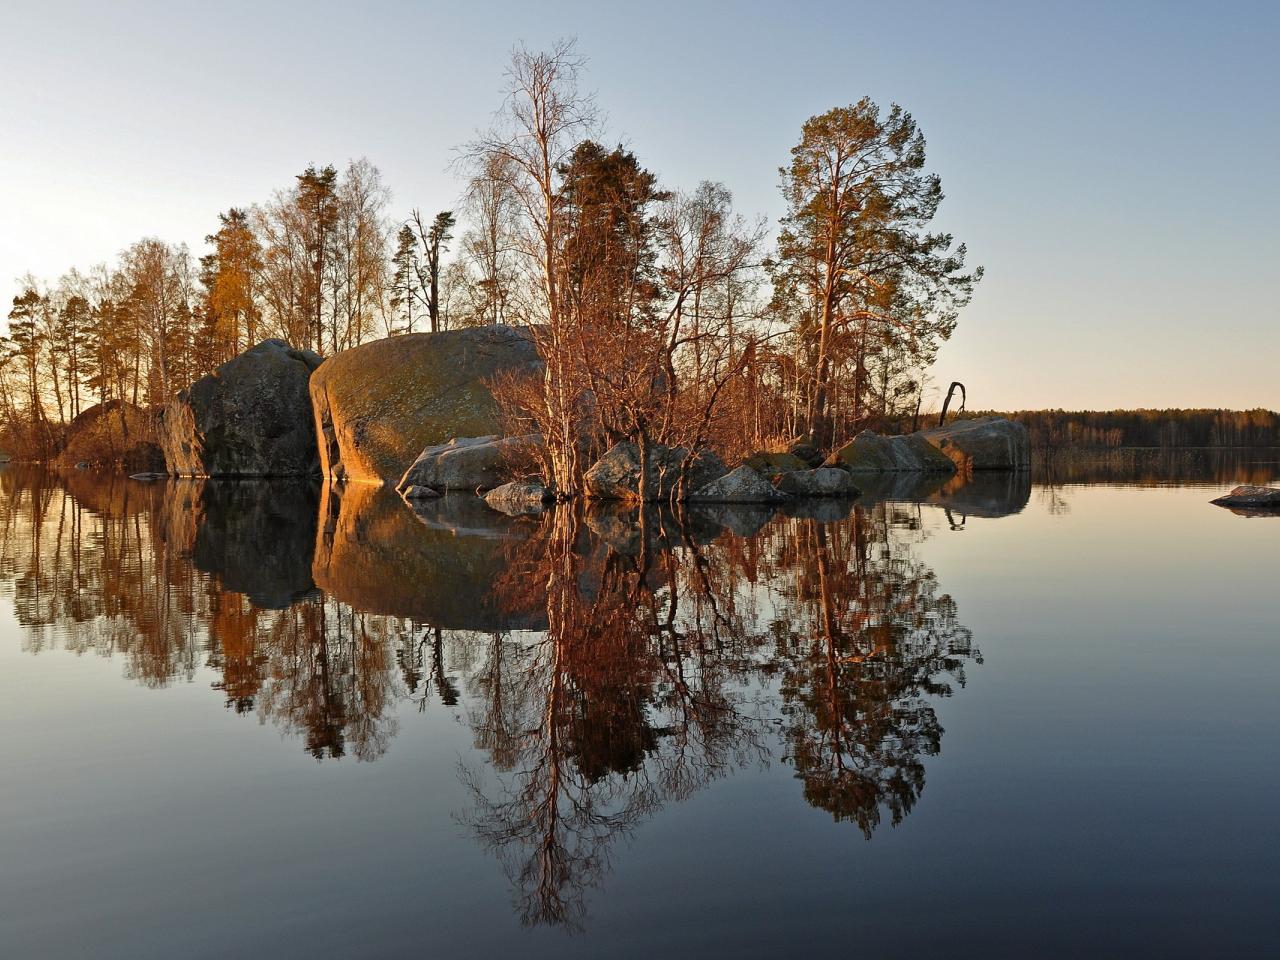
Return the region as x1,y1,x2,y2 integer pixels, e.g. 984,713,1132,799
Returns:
1,0,1276,411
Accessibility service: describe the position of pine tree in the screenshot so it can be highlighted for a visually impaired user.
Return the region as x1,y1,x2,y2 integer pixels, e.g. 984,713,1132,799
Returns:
389,224,420,333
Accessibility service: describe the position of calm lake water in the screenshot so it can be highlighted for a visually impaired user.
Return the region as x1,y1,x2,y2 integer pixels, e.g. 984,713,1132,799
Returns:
1,452,1276,958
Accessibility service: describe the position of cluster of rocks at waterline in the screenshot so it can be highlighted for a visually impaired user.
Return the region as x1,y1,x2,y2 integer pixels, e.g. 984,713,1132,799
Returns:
309,325,542,485
582,441,728,501
141,327,1028,518
160,339,323,476
1211,485,1280,514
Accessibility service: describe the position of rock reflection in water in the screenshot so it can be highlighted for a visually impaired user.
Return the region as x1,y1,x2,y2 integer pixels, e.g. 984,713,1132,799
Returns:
314,483,547,630
0,465,1005,930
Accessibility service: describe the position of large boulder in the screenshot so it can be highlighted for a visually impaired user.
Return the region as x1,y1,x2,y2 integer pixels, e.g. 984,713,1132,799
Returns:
916,416,1030,471
775,467,860,498
583,440,726,502
396,434,541,494
825,431,956,474
160,340,322,477
309,324,543,485
55,400,163,471
1210,485,1280,510
689,465,788,503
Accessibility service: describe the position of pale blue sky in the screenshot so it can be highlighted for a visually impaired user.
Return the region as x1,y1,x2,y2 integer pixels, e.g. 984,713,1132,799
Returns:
2,0,1276,410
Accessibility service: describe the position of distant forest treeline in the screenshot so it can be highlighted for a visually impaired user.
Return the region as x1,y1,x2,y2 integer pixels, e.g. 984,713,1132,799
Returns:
969,408,1280,449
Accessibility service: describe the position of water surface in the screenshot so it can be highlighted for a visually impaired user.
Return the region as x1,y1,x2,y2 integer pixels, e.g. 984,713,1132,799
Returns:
0,456,1276,958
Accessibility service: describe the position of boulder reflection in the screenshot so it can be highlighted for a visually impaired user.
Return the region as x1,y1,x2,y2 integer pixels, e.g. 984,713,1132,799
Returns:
0,466,1000,929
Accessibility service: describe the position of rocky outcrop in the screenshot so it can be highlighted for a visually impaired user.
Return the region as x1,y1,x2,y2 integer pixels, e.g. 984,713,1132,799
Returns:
775,467,860,498
825,431,956,474
55,400,163,471
160,340,322,477
1210,485,1280,509
689,465,788,503
396,434,541,494
484,480,554,516
583,441,726,501
309,325,543,486
916,416,1030,471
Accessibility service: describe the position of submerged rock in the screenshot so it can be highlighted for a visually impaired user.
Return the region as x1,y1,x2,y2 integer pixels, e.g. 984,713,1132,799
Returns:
309,324,543,486
775,467,860,498
916,416,1030,471
584,441,726,502
1210,485,1280,509
484,479,554,516
689,465,788,504
397,434,541,494
160,340,322,477
826,431,956,474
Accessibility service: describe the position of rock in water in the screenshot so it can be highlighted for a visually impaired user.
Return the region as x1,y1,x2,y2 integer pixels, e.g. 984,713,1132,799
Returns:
397,434,541,493
915,416,1030,471
583,441,726,501
1211,485,1280,509
309,325,543,485
775,467,860,497
484,480,554,516
689,465,788,503
160,340,322,477
825,431,957,474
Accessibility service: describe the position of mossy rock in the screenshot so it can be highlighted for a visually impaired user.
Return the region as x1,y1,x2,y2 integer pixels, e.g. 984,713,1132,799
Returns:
742,451,809,477
309,325,542,486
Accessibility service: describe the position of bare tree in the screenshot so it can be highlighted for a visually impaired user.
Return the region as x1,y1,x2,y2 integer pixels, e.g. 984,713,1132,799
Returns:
465,39,598,496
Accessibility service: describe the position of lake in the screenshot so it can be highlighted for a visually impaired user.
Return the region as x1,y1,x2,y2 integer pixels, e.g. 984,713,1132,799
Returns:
1,452,1276,958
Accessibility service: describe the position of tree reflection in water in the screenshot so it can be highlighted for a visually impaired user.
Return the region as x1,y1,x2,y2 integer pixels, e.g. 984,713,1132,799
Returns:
0,466,994,929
